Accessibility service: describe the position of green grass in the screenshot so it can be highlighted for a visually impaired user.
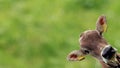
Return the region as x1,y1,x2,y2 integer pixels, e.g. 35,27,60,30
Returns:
0,0,120,68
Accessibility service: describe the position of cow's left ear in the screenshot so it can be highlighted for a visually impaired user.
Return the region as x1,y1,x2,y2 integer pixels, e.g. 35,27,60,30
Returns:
67,50,85,61
96,15,107,35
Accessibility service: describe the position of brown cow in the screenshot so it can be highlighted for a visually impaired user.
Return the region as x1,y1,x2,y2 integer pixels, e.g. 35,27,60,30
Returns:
67,15,120,68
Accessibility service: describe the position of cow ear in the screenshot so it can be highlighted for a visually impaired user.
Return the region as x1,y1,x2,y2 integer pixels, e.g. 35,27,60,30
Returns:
96,15,107,35
67,50,85,61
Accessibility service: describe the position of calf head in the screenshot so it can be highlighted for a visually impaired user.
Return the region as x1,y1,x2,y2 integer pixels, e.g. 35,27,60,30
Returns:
67,15,119,67
67,15,108,61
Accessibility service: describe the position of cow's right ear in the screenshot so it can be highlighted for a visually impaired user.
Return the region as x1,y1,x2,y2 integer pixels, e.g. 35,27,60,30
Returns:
67,50,85,61
96,15,107,35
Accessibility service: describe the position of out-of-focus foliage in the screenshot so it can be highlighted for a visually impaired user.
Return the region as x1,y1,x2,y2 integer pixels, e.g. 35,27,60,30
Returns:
0,0,120,68
79,0,108,9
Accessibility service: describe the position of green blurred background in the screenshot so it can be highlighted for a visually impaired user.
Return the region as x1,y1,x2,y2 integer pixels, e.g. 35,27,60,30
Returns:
1,0,120,68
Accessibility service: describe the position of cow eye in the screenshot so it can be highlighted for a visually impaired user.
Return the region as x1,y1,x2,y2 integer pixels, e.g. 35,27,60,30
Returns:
84,49,89,54
81,48,90,54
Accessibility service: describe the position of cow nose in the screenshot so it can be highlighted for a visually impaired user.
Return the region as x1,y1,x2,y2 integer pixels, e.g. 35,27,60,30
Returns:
101,45,116,60
100,45,119,66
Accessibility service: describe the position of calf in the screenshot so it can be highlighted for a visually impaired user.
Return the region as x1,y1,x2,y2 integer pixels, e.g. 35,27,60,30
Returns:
67,15,120,68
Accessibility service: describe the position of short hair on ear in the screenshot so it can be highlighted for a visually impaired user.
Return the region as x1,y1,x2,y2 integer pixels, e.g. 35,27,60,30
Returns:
96,15,107,35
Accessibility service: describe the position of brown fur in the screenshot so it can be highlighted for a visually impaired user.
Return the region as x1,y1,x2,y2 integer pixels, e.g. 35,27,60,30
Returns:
79,30,112,68
67,15,120,68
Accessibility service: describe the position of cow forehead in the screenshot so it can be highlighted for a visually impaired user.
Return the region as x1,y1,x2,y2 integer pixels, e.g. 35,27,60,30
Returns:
80,30,100,38
79,30,102,46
